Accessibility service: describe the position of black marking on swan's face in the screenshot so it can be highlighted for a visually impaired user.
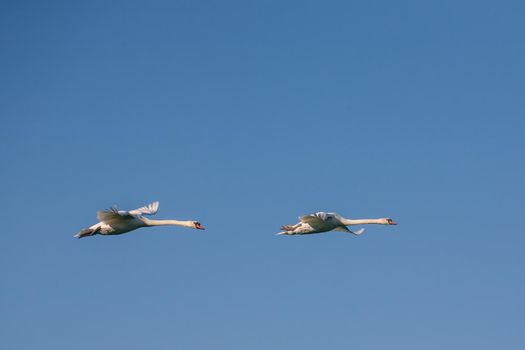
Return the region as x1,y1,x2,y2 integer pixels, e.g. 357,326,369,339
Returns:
194,221,205,230
386,218,397,225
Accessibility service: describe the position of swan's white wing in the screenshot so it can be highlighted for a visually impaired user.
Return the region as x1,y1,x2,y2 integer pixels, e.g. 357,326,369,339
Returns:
350,228,366,235
97,208,135,225
299,212,336,224
333,226,365,235
299,213,326,226
127,201,160,216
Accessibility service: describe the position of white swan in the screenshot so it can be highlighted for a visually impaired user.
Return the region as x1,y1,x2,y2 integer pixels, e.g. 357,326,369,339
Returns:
277,212,397,235
74,201,205,238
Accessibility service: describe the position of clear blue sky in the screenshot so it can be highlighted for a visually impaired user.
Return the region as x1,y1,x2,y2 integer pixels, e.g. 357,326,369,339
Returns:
1,1,524,349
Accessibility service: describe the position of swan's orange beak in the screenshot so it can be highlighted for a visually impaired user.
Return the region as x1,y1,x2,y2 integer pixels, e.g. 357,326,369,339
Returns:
387,218,397,225
195,223,206,230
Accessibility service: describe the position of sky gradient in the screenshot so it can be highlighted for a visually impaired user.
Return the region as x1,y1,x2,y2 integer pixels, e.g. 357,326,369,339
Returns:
1,1,524,349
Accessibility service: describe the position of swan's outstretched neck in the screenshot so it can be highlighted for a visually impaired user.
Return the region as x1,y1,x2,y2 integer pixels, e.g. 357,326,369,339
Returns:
142,218,194,228
340,218,389,226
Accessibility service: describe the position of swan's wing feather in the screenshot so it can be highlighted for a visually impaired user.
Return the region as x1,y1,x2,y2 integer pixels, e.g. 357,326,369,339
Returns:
300,212,334,224
334,226,352,233
127,201,160,216
334,226,365,235
350,228,366,235
97,208,135,225
299,214,325,225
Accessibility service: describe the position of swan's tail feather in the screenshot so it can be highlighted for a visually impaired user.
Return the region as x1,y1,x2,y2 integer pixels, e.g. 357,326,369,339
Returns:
74,227,99,239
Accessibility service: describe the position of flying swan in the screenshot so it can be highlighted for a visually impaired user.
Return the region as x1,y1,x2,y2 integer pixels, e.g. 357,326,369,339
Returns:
74,201,205,238
277,212,397,236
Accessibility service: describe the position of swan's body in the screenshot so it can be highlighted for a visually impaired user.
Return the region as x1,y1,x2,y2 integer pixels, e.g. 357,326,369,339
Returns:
74,201,205,238
277,212,397,236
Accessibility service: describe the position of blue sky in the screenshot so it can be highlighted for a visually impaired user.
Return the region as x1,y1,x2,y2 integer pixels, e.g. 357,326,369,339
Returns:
1,0,524,349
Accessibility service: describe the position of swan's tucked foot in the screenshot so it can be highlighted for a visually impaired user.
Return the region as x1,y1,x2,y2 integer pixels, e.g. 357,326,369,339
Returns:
277,225,297,235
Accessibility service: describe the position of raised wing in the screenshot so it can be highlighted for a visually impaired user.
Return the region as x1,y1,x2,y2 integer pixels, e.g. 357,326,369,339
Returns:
96,201,158,225
127,201,160,216
299,212,327,226
299,212,336,224
97,208,135,225
298,212,340,232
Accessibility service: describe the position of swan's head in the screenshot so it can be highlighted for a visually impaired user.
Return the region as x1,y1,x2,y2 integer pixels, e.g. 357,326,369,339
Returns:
382,218,397,225
193,221,206,230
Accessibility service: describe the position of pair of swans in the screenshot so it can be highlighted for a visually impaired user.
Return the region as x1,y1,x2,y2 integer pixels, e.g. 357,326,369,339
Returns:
74,201,397,239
